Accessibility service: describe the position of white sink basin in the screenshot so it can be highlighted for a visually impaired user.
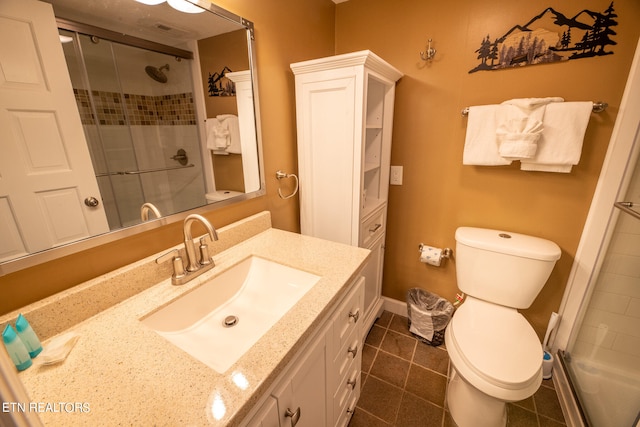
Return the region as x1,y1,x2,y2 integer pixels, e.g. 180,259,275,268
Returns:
141,256,320,373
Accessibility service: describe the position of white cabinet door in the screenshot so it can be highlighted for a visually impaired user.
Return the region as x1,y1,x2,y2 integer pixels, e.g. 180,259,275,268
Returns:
273,328,328,427
295,73,362,246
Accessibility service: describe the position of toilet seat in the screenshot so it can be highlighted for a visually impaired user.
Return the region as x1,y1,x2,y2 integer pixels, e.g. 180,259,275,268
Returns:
446,298,543,401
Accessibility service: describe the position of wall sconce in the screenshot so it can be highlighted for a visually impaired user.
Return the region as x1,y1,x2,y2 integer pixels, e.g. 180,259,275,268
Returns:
420,39,436,61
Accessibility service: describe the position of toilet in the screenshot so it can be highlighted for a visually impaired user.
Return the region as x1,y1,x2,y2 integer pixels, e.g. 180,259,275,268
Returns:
445,227,561,427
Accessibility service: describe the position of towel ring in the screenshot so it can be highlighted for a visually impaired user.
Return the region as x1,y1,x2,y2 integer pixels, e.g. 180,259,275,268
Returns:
276,170,299,199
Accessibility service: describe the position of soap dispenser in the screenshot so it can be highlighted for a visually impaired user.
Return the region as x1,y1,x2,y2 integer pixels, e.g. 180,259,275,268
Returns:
15,314,42,358
2,324,32,371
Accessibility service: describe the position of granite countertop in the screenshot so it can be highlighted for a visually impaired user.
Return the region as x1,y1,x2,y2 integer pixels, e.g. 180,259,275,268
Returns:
7,212,370,426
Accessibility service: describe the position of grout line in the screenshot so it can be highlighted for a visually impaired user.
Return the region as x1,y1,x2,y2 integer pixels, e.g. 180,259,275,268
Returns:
353,406,392,426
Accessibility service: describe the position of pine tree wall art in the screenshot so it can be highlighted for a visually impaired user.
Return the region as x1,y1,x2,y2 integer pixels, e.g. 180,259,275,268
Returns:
469,2,618,73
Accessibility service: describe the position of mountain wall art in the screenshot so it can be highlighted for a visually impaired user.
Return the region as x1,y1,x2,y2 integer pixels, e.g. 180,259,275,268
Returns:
469,2,618,73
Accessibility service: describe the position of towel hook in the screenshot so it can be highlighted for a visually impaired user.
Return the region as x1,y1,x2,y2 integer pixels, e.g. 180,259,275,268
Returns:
420,39,436,61
276,170,299,199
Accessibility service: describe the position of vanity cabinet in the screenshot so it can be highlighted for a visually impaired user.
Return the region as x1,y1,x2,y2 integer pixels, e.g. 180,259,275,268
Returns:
244,276,364,427
291,51,402,340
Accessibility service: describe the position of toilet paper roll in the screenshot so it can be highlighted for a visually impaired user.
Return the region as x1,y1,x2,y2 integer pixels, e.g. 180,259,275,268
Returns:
420,245,443,267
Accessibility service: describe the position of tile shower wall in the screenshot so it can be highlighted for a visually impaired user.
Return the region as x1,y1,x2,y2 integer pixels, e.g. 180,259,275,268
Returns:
73,89,197,126
573,158,640,375
75,87,203,228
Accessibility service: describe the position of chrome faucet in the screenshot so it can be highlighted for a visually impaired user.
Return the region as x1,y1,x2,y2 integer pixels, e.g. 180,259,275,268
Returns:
140,202,161,221
156,214,218,285
183,214,218,271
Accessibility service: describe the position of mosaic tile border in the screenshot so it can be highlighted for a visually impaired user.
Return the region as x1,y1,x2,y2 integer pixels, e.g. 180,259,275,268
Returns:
73,89,196,126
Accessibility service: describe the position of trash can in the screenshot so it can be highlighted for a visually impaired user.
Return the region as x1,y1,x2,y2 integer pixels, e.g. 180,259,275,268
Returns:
406,288,454,346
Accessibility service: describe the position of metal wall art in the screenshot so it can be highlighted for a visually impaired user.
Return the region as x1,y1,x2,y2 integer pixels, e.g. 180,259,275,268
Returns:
469,2,618,73
207,66,236,96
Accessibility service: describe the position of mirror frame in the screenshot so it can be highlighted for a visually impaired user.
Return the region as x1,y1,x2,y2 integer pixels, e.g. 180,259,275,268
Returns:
0,0,265,276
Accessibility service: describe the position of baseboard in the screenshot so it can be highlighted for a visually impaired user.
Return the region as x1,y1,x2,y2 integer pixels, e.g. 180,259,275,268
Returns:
382,296,407,317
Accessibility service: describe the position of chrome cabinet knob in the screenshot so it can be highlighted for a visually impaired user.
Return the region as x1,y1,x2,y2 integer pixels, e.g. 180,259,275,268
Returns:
347,377,357,390
347,344,358,358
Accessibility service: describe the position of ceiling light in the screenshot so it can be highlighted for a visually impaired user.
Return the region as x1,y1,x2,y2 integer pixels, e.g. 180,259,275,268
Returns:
135,0,166,5
167,0,205,13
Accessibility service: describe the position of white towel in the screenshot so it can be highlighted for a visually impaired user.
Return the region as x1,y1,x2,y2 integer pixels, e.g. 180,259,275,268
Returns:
496,117,544,159
217,114,242,154
463,105,511,166
520,102,592,172
497,97,563,160
205,118,230,150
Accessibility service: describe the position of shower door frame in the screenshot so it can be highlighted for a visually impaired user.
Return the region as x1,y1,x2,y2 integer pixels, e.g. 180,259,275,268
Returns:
552,37,640,425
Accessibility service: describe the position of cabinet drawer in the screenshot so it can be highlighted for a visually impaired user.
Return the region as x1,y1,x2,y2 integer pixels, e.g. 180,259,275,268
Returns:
360,208,385,248
332,276,365,356
334,380,360,427
332,329,360,390
332,366,360,427
245,396,279,427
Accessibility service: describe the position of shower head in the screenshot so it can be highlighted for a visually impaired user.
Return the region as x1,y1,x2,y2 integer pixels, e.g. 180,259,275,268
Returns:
145,64,170,83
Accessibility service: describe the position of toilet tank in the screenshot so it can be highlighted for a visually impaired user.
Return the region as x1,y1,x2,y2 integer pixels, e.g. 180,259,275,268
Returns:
455,227,561,309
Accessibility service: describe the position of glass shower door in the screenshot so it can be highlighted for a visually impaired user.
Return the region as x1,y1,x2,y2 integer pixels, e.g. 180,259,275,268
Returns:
60,29,206,230
564,151,640,426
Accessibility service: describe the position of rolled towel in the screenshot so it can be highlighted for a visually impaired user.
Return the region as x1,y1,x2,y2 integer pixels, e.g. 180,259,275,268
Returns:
496,97,562,160
217,114,241,154
497,116,544,159
205,118,230,150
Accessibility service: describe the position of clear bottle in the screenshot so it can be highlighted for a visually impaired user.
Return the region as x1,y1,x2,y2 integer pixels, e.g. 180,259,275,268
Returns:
2,324,32,371
15,314,42,358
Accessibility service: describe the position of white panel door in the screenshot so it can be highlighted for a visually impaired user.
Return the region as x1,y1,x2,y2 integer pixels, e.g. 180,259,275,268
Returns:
296,75,359,245
0,0,109,261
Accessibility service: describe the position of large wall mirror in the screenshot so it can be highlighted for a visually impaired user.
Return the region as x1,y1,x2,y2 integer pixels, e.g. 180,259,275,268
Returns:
0,0,264,275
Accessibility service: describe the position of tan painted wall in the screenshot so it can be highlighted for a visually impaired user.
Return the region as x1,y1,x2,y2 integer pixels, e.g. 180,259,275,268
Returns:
0,0,335,315
335,0,640,337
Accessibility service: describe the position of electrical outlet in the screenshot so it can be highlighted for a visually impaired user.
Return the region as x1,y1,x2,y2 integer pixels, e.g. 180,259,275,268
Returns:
390,165,403,185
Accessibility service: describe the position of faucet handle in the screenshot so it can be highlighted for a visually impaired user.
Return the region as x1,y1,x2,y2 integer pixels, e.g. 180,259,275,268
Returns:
156,249,186,282
199,236,214,266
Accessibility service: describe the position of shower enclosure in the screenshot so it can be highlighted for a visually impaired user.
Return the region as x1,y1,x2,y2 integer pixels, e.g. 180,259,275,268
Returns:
555,39,640,427
563,157,640,426
59,27,206,229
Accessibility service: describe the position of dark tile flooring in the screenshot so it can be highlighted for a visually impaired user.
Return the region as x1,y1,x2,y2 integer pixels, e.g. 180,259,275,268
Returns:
349,311,567,427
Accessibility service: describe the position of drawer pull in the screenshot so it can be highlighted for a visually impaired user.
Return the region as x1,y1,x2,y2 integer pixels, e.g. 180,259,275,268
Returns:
348,309,360,323
285,407,301,427
369,223,382,233
347,377,357,390
347,344,358,358
347,407,355,415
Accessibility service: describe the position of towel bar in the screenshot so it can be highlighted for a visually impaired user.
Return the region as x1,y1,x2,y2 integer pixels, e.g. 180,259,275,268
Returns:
461,101,608,116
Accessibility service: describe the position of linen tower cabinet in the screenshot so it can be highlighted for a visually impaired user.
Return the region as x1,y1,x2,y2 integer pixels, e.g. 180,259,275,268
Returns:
291,51,403,340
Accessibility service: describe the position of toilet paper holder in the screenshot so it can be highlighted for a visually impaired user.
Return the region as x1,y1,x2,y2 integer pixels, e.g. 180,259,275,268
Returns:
418,243,453,267
418,244,452,258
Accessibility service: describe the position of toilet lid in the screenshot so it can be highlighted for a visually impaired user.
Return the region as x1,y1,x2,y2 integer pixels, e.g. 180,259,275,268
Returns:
449,299,542,389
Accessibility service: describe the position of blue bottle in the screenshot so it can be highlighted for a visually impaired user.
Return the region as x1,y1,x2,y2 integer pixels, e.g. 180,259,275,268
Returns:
2,324,32,371
15,314,42,358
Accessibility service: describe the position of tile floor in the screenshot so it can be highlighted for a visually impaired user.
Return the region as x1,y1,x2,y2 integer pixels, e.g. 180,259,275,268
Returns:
349,311,567,427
